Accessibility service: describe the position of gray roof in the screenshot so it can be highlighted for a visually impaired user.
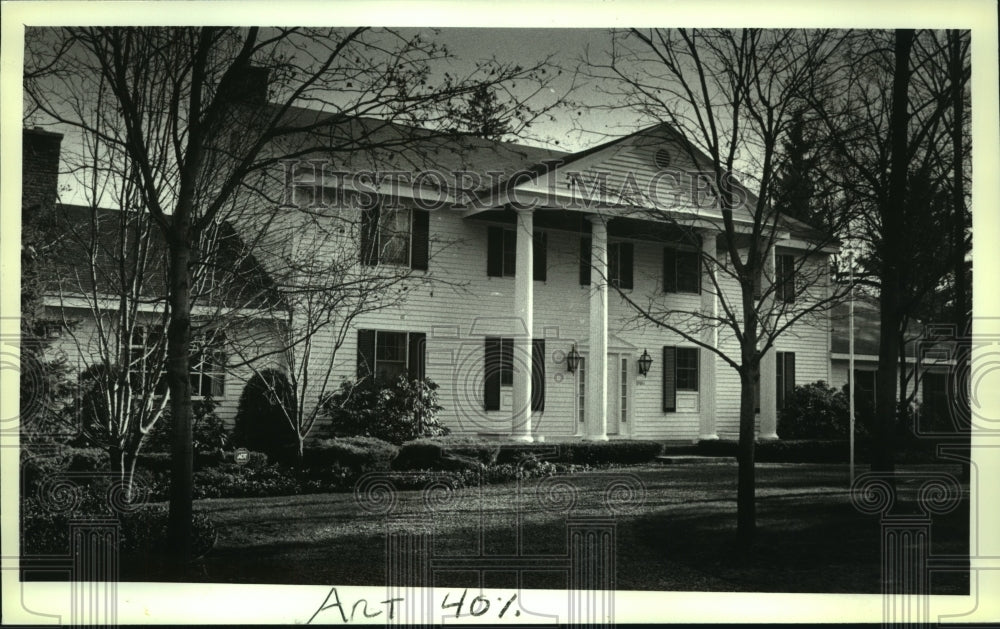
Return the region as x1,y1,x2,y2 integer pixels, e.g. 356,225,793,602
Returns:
37,204,282,310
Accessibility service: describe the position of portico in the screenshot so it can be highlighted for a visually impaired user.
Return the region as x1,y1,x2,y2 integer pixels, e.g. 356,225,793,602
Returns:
495,207,726,442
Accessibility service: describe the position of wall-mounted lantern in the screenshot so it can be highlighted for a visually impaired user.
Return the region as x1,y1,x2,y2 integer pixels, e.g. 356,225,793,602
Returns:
566,344,582,373
638,349,653,377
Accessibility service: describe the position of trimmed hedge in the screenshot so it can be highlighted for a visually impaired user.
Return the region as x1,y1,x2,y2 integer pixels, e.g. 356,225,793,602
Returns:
21,446,111,494
135,449,269,474
395,438,663,469
695,439,868,463
302,437,399,472
22,492,216,558
555,440,663,465
394,438,492,471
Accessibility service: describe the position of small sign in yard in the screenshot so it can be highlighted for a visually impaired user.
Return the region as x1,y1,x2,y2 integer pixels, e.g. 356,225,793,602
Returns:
234,448,250,465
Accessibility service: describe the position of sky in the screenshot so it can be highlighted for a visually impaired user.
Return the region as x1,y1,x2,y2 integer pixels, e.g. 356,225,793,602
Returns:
405,28,639,152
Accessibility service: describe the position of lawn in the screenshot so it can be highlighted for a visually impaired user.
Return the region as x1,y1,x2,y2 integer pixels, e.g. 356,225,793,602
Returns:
131,461,970,593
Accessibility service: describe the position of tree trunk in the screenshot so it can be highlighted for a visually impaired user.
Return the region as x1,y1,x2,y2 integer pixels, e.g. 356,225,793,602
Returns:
736,362,757,549
873,29,914,474
166,236,194,570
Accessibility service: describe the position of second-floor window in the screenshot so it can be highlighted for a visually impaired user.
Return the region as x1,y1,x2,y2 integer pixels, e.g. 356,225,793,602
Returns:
487,226,547,281
360,204,430,270
579,238,633,289
776,254,796,303
663,248,700,294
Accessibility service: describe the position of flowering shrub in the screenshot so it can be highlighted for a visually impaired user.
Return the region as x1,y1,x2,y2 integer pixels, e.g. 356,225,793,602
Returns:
321,375,448,445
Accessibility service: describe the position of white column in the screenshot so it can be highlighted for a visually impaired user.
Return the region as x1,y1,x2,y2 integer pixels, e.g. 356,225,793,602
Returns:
511,209,534,442
585,215,609,441
698,229,719,441
759,246,779,440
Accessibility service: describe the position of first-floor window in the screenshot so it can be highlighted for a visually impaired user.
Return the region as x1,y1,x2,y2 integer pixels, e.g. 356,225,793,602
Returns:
484,337,545,411
129,325,225,398
662,346,699,412
190,336,227,397
776,351,796,410
620,357,628,423
129,325,166,396
577,357,587,424
357,329,427,382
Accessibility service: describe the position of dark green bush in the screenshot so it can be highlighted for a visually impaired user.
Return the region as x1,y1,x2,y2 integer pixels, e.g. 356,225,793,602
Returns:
394,437,500,470
195,448,269,470
20,446,111,496
193,465,302,499
145,396,230,454
779,381,853,439
302,437,399,472
21,485,216,558
555,440,663,465
695,438,868,463
231,369,298,462
321,375,447,445
65,447,110,471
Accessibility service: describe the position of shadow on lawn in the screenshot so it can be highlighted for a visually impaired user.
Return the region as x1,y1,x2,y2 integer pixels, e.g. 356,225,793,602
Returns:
154,490,967,595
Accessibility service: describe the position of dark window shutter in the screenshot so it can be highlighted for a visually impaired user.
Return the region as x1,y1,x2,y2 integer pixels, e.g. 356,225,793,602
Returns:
410,210,429,271
360,208,379,265
662,346,676,412
780,255,796,302
580,237,592,286
484,337,501,410
487,226,504,277
407,332,426,381
357,329,376,378
531,338,545,412
695,253,702,294
783,352,796,408
502,229,516,276
663,248,676,293
620,242,634,289
690,348,700,391
676,251,700,293
533,231,547,281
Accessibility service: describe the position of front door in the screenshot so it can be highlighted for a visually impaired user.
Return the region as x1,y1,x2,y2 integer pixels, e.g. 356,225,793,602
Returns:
606,354,628,436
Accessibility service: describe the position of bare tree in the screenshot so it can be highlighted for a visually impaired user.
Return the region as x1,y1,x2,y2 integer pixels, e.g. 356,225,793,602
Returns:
586,28,851,546
24,26,560,569
803,29,971,471
226,191,425,461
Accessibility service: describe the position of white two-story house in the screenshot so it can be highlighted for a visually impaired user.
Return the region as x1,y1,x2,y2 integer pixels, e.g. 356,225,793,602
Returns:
24,101,837,444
